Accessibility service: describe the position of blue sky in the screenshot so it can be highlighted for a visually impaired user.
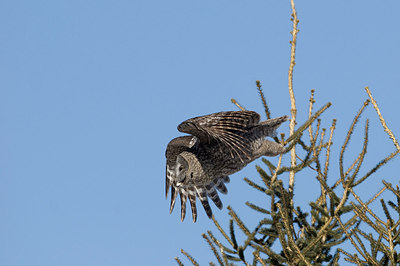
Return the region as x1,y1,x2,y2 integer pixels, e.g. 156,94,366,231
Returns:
1,1,399,265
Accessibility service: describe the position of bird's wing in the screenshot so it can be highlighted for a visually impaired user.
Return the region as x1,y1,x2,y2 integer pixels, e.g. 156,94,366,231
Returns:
177,111,261,161
175,175,230,222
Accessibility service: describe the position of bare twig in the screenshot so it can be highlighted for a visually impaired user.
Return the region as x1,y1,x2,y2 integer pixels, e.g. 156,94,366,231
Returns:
288,0,299,197
365,87,400,151
308,89,316,141
231,98,246,111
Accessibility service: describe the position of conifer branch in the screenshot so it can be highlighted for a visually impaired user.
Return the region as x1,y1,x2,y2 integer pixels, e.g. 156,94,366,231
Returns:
253,250,267,266
339,100,369,183
354,149,400,187
285,102,331,144
211,216,234,248
256,80,271,120
175,257,184,266
202,234,224,266
347,119,369,186
177,2,400,265
227,206,251,237
181,249,199,266
229,219,238,251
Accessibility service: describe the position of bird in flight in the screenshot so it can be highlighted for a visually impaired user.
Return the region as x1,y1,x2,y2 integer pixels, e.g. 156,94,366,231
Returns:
165,110,287,222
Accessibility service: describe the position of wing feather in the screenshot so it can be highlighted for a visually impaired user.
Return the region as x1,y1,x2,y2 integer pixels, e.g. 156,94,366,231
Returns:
195,186,213,219
205,184,223,209
177,111,260,162
215,179,228,194
179,190,188,222
169,186,178,214
187,188,197,222
223,176,230,183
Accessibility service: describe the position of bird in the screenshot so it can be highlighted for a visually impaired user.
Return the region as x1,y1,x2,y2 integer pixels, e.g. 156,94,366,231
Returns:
165,110,288,222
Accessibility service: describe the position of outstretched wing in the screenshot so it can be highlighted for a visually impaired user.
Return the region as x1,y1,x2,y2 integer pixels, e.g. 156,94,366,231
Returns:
173,176,231,222
177,111,261,162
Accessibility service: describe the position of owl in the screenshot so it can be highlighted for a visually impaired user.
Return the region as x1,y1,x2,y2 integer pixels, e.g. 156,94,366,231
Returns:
165,111,288,222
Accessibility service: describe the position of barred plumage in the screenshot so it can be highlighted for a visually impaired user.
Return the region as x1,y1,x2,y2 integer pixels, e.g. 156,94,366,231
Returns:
166,111,287,222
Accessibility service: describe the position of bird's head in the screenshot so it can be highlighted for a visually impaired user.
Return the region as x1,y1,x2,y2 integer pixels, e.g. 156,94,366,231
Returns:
175,154,189,185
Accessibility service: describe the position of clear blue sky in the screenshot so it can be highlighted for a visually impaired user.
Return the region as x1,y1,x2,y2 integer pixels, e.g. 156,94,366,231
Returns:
1,1,399,265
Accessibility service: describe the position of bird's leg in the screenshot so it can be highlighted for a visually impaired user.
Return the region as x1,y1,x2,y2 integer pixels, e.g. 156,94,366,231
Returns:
254,140,285,157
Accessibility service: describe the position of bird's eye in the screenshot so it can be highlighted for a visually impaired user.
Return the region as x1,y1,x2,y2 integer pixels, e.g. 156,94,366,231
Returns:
179,166,184,171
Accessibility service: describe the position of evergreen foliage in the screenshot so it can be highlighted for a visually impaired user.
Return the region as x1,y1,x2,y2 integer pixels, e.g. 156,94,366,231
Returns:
175,1,400,265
